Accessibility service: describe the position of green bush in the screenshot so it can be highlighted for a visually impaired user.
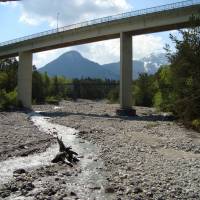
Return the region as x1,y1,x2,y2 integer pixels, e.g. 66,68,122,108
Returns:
192,119,200,131
107,87,119,103
45,96,60,105
0,89,20,110
153,91,162,109
133,74,155,107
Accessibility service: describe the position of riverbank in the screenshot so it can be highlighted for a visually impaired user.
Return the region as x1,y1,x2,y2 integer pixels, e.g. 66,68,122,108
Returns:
0,100,200,199
0,111,54,161
0,107,112,200
40,100,200,200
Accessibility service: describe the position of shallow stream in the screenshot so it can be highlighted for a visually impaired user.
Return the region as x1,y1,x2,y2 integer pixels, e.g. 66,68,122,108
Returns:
0,111,110,199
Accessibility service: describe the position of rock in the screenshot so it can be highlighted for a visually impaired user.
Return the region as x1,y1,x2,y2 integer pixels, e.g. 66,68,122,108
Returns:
157,197,165,200
45,188,57,196
70,191,77,196
10,186,19,192
21,182,35,191
21,189,28,196
46,170,55,176
13,168,27,174
126,188,132,194
78,155,84,158
117,191,124,195
0,190,11,198
89,185,101,190
87,155,93,159
79,130,87,135
146,191,153,198
134,187,143,194
105,187,115,193
21,152,29,157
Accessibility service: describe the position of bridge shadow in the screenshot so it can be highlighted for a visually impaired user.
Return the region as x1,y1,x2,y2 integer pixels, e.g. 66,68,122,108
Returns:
40,111,175,122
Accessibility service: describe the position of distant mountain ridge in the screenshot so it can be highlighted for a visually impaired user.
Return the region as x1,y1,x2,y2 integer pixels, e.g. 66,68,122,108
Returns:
39,51,168,80
39,51,119,80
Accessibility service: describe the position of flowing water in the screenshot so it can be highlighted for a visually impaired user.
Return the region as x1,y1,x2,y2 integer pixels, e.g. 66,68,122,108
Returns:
0,111,111,199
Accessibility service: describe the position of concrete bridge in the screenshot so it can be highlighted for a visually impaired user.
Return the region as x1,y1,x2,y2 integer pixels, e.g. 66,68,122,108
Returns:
0,0,200,112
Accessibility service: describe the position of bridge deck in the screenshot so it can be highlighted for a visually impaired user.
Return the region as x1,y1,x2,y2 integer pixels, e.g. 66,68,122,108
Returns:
0,0,200,58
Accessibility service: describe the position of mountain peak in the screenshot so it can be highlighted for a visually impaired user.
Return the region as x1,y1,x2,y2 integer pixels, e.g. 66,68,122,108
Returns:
39,50,119,80
62,50,82,58
39,51,167,80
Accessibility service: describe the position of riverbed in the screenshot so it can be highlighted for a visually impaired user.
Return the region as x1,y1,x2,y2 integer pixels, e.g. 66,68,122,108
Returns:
1,99,200,199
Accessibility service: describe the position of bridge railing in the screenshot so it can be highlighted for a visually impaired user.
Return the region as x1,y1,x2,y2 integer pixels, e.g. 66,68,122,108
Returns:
0,0,200,47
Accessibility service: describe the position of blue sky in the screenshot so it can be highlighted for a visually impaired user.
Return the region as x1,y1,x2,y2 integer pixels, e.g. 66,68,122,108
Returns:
0,0,182,68
128,0,184,9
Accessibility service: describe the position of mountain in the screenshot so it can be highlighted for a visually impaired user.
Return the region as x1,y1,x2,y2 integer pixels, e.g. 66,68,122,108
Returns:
102,53,168,79
142,53,169,75
39,51,119,80
39,51,168,80
102,60,146,80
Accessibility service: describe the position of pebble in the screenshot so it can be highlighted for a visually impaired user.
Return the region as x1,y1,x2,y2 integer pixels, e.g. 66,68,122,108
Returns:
134,187,143,194
70,191,77,196
1,101,200,199
13,169,27,174
105,187,115,193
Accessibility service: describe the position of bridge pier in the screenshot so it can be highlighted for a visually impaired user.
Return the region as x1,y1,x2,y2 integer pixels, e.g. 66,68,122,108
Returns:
117,32,136,116
18,51,32,109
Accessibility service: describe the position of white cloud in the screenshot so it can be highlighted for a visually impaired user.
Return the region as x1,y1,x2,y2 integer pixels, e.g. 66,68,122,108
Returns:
16,0,164,68
133,35,164,59
0,1,19,7
169,30,178,35
73,39,120,65
20,13,39,26
71,34,164,65
34,34,164,68
33,48,71,68
19,0,131,28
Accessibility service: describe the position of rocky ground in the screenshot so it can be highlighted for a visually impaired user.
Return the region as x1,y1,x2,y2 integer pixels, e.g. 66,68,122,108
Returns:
0,110,54,161
0,100,200,200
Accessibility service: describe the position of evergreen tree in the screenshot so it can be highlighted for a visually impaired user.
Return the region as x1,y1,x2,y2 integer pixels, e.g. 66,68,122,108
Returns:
166,25,200,123
133,73,155,107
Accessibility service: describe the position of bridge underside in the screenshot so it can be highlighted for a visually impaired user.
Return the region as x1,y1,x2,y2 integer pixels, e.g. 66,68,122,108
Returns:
17,32,135,112
0,2,199,113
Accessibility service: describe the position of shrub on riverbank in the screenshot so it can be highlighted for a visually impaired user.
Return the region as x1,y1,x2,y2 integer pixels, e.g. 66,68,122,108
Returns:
0,90,22,110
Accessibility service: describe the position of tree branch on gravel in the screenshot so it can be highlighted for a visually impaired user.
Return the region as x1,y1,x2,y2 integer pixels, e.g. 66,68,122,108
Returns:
51,137,79,167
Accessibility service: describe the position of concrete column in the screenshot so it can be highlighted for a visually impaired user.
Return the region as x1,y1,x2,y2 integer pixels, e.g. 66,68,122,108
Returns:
120,32,133,110
18,51,32,109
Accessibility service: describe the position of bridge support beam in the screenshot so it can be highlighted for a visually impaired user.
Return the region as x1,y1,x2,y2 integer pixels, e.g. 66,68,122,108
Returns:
117,32,136,116
18,51,32,109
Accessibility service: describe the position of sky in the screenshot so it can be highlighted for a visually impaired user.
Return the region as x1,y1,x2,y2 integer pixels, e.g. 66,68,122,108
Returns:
0,0,182,68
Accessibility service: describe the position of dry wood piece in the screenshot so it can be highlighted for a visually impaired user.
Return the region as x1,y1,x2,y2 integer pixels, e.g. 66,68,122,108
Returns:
51,137,79,167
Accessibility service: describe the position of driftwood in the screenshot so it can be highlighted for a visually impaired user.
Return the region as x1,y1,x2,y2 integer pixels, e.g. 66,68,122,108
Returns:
51,137,79,167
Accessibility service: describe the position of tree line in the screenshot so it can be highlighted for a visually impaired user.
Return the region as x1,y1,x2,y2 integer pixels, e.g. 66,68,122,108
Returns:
134,24,200,131
0,62,119,107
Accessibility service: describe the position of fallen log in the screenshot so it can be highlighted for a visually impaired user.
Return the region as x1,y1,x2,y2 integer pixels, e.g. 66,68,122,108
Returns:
51,137,79,166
